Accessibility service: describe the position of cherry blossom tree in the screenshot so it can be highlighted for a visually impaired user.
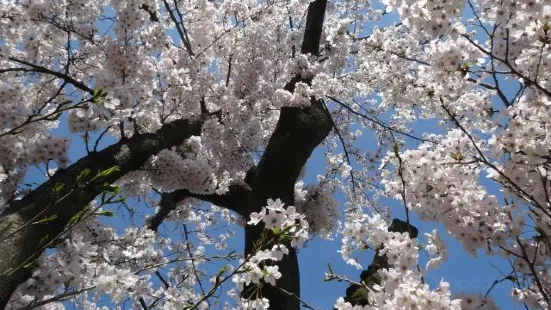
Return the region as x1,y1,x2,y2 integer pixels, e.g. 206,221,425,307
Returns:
0,0,550,309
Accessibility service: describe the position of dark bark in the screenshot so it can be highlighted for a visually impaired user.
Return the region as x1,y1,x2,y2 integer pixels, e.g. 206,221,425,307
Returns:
148,98,333,310
0,117,203,308
243,97,332,310
239,1,330,308
150,1,331,309
300,0,327,56
150,98,333,310
147,183,253,232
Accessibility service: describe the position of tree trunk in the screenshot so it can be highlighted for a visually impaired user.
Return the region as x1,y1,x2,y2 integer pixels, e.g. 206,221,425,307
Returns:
240,0,330,307
243,98,332,309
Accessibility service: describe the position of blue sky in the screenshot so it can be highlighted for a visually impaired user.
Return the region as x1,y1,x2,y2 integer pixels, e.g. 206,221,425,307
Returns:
17,2,528,309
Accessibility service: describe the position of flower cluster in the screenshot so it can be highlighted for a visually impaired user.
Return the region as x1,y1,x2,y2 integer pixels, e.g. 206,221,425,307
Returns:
225,199,309,309
381,129,510,255
456,293,498,310
340,214,418,270
8,213,165,309
149,147,218,194
27,136,70,168
382,0,464,39
339,214,386,269
248,198,309,248
231,245,286,292
294,181,338,237
336,212,461,310
335,276,462,310
148,135,239,195
424,229,448,271
67,107,105,133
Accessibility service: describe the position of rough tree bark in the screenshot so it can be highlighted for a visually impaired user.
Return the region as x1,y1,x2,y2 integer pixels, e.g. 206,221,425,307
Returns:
242,96,332,309
149,96,332,310
0,1,329,309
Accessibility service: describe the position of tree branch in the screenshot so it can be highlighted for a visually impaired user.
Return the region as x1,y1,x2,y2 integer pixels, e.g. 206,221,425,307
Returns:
0,116,203,308
3,56,94,95
147,183,253,232
0,1,331,309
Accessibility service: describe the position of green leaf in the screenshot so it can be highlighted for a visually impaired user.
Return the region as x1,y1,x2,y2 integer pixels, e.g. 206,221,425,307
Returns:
23,258,40,269
362,272,382,289
2,267,13,276
0,219,15,236
110,197,126,204
68,207,90,225
91,88,108,104
53,183,65,194
227,250,237,259
253,239,261,249
94,166,120,180
277,234,291,243
96,210,115,217
327,263,334,274
101,183,121,194
32,215,58,225
349,286,369,302
217,265,230,277
76,168,91,183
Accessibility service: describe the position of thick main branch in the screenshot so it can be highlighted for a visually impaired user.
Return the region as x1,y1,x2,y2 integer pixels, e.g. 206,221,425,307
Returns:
0,117,203,308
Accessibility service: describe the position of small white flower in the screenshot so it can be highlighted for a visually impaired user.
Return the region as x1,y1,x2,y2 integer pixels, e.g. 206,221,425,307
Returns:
266,198,285,212
248,208,266,225
263,266,281,286
263,209,285,229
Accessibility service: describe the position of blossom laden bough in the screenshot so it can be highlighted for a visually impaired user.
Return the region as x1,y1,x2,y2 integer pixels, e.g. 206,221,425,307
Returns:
0,0,551,309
